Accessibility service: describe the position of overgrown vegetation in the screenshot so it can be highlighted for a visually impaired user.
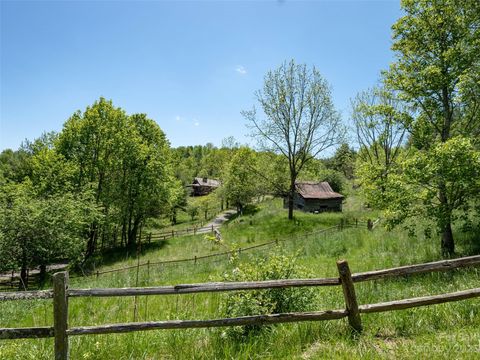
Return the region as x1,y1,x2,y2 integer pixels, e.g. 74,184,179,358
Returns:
222,253,317,337
1,197,479,359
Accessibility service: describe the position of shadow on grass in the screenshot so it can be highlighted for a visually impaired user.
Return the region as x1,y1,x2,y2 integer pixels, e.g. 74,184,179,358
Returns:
225,205,260,224
85,240,169,270
457,230,480,256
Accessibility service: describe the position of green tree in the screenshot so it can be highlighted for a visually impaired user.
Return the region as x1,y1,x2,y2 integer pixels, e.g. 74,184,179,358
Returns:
243,60,344,219
351,87,409,208
330,143,356,179
385,138,480,249
384,0,480,254
223,147,258,215
0,148,32,184
57,98,176,255
0,181,98,288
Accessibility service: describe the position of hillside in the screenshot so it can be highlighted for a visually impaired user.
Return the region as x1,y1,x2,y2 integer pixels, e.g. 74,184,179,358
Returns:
1,196,479,359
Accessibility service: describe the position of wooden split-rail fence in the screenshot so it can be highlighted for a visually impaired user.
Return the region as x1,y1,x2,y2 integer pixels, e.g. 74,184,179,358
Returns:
1,255,480,359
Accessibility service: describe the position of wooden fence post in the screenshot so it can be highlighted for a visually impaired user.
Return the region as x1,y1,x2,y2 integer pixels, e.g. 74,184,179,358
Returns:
53,271,69,360
367,219,373,231
336,260,362,332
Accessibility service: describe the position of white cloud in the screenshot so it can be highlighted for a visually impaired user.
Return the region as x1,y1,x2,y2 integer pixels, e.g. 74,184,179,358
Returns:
193,119,200,127
175,115,182,122
235,65,247,75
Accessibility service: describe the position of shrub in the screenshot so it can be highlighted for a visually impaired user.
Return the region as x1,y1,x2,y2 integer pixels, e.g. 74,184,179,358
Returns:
221,253,317,337
320,169,347,194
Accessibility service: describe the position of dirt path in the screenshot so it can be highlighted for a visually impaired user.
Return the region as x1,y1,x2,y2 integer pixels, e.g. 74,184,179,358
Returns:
195,209,237,234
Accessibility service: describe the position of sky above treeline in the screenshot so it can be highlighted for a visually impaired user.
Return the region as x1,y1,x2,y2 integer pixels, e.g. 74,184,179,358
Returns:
1,0,402,152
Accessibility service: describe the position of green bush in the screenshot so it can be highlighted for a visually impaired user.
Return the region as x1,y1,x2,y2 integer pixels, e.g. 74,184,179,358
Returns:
221,253,317,337
320,169,347,194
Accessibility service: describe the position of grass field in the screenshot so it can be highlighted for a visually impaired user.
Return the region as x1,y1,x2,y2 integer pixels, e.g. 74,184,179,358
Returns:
1,195,479,359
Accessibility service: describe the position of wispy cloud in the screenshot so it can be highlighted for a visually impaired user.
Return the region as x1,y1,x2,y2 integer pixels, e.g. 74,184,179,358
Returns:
175,115,183,122
193,118,200,127
235,65,247,75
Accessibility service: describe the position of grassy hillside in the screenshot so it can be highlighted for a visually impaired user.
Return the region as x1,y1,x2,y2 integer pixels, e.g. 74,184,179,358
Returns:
1,196,479,359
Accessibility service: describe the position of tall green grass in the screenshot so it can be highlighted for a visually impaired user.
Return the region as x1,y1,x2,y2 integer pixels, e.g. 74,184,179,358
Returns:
1,197,479,359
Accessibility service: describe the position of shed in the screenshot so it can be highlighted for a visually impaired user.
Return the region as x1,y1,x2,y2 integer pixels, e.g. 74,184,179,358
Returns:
190,177,220,196
286,181,344,212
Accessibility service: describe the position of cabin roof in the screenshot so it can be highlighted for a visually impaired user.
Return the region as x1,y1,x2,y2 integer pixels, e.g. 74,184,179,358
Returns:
295,181,344,200
192,177,220,188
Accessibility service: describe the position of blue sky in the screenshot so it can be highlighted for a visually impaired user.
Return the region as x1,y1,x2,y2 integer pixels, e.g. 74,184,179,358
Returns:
1,0,401,151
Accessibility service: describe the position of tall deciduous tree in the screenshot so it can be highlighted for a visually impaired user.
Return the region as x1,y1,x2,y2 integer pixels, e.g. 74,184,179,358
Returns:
57,98,177,255
0,181,98,288
223,147,258,215
351,87,409,208
385,0,480,254
243,60,343,219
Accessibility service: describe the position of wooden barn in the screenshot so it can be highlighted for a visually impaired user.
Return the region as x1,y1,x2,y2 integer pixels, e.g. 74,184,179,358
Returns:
286,181,344,212
190,177,220,196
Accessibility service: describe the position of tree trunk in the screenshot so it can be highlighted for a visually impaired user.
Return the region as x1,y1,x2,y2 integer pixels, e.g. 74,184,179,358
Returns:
19,265,27,290
441,221,454,256
85,224,97,259
127,216,142,248
121,218,127,248
439,183,454,256
288,178,296,220
39,264,47,286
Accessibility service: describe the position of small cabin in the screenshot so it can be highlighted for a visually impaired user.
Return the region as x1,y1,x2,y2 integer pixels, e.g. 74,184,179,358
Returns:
286,181,344,212
190,177,220,196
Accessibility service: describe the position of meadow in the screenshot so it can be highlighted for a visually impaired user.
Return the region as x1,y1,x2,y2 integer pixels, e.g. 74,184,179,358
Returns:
1,196,479,359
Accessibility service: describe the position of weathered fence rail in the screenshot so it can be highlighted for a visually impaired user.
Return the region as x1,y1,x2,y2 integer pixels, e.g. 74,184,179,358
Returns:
1,255,479,359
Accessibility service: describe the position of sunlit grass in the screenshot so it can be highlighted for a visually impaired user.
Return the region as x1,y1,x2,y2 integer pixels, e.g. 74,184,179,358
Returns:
1,195,479,359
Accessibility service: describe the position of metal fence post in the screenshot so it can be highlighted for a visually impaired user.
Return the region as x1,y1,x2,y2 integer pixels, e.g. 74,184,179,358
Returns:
336,260,362,332
53,271,69,359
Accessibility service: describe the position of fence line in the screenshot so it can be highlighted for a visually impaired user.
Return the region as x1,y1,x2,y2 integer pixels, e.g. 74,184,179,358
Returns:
85,219,369,278
0,218,372,288
1,254,480,359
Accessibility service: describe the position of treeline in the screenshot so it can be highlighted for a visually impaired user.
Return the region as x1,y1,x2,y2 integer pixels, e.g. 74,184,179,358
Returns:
171,140,353,215
0,98,183,285
0,98,351,287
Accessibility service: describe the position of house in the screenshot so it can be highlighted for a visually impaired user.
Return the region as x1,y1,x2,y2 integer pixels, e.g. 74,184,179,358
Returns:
190,177,220,196
286,181,344,212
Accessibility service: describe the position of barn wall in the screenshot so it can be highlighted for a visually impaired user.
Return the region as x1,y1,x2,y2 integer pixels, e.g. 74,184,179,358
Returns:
284,194,343,212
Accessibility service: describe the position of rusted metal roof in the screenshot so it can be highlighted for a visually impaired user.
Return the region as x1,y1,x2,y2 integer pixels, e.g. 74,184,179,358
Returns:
295,181,344,200
192,177,220,188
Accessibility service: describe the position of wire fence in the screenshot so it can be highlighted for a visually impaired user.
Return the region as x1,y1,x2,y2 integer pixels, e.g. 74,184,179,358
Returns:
1,217,377,290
